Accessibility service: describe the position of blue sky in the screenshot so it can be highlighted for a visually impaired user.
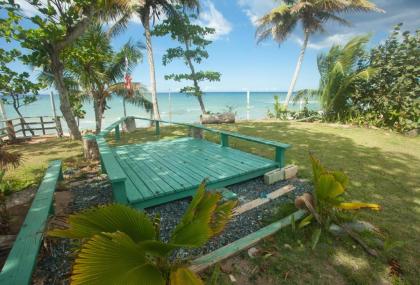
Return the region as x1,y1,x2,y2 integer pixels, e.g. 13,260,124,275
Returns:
6,0,420,92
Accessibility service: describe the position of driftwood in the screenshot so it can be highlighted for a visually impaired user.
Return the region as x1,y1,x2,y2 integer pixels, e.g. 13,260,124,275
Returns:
83,135,99,160
200,112,235,124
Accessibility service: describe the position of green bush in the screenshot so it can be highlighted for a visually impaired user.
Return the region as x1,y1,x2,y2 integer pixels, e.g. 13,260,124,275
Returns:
352,24,420,132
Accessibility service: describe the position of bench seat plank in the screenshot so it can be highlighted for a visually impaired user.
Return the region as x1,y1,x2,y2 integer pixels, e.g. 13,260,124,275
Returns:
0,160,62,285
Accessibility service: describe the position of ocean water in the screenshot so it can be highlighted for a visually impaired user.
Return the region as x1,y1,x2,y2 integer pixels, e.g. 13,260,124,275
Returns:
1,92,320,132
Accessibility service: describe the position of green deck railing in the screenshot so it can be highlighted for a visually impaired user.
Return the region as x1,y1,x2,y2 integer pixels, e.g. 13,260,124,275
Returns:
98,116,290,167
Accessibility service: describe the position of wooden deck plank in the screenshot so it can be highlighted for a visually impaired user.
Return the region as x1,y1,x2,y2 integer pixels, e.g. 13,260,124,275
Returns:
120,145,191,191
115,148,172,198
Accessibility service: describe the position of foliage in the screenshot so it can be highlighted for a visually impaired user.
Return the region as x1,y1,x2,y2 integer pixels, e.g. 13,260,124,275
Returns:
152,7,220,114
59,24,151,133
299,35,375,121
0,146,21,233
267,95,288,119
294,153,380,248
255,0,382,109
352,24,420,132
0,0,133,139
49,181,237,285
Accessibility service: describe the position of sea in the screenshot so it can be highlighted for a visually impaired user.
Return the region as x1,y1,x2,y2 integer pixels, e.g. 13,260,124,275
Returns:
1,92,320,132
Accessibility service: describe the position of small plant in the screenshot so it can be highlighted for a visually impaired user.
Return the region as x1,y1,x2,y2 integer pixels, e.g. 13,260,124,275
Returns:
295,154,380,249
267,95,289,120
0,146,21,234
49,181,237,285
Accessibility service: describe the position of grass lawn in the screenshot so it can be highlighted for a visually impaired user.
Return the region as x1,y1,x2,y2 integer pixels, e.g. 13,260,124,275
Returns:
3,121,420,283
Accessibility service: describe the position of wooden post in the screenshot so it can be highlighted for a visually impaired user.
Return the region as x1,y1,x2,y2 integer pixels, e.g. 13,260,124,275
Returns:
55,116,63,137
20,118,26,137
275,147,285,168
189,126,203,139
83,134,99,160
6,120,15,141
40,116,45,135
155,121,160,136
124,117,136,133
220,133,229,147
0,100,6,132
115,124,120,141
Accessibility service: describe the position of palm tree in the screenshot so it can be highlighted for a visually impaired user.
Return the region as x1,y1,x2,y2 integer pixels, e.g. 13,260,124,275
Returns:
297,35,376,120
256,0,383,109
112,0,199,121
65,25,153,134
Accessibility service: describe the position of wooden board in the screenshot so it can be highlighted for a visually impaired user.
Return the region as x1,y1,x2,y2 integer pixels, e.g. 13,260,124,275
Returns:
111,137,278,209
0,160,62,285
189,210,307,273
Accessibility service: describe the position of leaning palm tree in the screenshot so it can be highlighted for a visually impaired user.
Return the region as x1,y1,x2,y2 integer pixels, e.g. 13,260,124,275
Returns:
256,0,383,109
297,35,376,120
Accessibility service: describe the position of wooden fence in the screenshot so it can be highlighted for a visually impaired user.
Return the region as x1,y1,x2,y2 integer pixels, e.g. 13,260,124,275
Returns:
0,116,63,141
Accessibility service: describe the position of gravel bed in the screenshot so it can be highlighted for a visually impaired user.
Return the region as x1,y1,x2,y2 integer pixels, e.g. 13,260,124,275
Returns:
32,175,312,284
32,174,113,285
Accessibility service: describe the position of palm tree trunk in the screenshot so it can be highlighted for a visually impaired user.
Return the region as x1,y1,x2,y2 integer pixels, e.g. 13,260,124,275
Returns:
284,30,310,109
143,12,161,121
51,51,82,140
93,97,101,134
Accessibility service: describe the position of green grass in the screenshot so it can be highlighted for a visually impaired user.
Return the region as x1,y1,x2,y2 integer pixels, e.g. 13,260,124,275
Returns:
3,121,420,283
2,137,84,192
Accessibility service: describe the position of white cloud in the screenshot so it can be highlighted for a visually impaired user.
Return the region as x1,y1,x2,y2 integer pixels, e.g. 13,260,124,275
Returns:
14,0,46,17
237,0,277,26
196,1,232,40
292,33,358,50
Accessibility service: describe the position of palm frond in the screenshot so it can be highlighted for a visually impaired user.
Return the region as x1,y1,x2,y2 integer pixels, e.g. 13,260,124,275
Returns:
0,148,21,169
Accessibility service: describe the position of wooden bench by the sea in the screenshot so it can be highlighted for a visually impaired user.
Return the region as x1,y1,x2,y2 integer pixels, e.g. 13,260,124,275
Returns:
0,160,63,285
97,117,291,209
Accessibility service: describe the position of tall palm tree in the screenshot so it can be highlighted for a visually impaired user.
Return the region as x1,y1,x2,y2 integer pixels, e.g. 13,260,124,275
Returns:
256,0,383,109
110,0,199,121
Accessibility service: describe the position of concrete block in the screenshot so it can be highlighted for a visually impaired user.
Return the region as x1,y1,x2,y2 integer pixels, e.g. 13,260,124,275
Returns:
264,168,285,185
284,165,298,179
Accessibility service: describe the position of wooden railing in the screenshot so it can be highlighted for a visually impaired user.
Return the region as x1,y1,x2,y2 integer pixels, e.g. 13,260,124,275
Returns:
99,116,291,167
0,116,63,141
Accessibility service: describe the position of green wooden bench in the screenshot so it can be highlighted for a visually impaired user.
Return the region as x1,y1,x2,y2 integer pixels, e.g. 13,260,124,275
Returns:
0,160,63,285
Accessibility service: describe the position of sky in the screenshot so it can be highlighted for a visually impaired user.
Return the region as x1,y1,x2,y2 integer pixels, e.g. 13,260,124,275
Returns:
4,0,420,92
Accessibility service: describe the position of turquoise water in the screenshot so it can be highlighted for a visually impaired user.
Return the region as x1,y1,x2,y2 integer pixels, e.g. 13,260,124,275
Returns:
1,92,320,132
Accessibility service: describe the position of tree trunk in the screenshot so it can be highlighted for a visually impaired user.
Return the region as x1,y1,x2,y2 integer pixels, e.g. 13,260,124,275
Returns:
11,95,34,136
284,30,310,109
50,51,82,140
184,40,207,114
143,13,161,120
93,97,101,134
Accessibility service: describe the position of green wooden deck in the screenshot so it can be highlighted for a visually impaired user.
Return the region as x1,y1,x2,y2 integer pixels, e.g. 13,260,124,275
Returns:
112,137,278,209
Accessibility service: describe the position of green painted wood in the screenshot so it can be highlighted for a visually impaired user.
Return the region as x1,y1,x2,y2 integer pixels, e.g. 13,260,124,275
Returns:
109,137,278,208
0,160,63,285
114,124,120,141
275,146,286,168
155,121,160,136
220,133,229,147
189,210,306,272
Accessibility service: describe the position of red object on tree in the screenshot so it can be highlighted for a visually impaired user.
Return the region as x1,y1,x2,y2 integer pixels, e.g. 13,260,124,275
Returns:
124,74,132,90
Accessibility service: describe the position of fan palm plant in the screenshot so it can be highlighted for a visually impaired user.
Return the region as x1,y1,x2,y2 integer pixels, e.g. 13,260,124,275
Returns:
297,35,376,120
63,24,152,133
49,181,237,285
256,0,383,110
